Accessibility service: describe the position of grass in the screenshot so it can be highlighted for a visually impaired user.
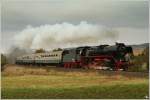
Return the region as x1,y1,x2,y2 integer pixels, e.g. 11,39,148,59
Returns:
1,65,149,99
2,83,149,99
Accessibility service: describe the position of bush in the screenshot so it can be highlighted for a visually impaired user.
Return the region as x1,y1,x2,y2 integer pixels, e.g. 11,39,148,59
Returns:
35,48,45,53
1,54,7,70
53,48,62,51
128,47,149,72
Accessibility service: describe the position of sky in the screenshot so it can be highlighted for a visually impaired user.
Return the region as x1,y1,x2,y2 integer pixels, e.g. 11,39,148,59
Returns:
1,0,149,53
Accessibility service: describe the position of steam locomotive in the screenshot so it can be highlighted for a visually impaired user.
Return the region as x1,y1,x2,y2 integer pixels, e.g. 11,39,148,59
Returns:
16,43,133,70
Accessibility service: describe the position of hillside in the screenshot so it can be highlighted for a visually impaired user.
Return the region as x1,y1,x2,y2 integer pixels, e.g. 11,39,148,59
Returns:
128,43,149,56
129,43,149,50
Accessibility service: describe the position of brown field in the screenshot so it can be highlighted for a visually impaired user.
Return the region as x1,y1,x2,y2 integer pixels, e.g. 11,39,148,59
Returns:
133,49,144,56
2,64,148,77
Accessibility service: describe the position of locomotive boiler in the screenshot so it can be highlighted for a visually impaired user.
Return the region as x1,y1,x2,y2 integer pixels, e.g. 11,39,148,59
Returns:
16,43,133,71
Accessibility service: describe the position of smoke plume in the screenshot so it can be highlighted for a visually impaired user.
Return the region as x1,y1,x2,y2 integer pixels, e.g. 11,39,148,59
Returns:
6,46,33,64
14,21,118,50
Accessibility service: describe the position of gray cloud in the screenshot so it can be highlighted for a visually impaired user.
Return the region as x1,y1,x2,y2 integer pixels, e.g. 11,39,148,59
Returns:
2,0,148,32
1,0,149,53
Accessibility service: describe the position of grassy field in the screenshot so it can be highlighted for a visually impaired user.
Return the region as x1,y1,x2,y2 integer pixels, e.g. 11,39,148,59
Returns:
1,64,149,99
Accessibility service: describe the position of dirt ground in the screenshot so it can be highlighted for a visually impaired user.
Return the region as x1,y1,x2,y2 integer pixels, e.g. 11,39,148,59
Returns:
2,64,149,78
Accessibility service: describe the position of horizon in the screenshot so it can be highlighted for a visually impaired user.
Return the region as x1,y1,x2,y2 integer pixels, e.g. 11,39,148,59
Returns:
1,42,149,54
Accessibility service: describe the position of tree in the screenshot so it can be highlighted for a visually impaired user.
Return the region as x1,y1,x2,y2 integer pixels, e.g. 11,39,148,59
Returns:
143,47,149,70
1,54,7,71
35,48,46,53
53,48,63,51
129,47,149,72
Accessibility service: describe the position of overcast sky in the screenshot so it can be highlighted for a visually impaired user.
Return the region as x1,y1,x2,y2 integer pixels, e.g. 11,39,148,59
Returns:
1,0,149,53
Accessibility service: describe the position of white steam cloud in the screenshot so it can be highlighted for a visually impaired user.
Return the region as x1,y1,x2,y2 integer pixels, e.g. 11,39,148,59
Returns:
14,21,118,50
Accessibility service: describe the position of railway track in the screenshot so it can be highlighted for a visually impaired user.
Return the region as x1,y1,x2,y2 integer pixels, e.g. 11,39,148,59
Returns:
96,70,149,78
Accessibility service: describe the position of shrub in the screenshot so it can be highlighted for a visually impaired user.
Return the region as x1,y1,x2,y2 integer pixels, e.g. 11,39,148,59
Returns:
128,47,149,72
1,54,7,71
35,48,45,53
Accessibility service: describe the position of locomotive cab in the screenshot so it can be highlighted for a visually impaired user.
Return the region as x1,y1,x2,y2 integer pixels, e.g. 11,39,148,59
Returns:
124,46,133,62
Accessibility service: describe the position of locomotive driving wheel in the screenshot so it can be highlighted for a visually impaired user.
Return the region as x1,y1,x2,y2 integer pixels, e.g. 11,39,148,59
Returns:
87,58,113,70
